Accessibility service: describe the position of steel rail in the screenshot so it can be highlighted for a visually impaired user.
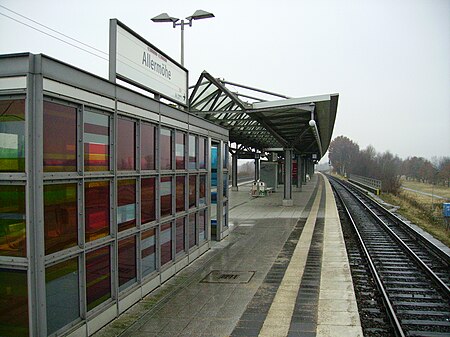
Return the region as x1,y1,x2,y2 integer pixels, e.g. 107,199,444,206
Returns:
338,178,450,298
330,178,405,337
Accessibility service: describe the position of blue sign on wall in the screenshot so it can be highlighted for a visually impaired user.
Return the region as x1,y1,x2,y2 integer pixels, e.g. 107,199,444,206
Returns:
443,203,450,217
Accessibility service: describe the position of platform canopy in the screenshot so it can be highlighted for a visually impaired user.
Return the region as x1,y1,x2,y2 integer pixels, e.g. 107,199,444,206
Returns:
189,71,338,160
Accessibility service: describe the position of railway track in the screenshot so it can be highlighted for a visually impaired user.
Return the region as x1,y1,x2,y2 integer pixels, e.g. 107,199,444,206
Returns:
328,175,450,337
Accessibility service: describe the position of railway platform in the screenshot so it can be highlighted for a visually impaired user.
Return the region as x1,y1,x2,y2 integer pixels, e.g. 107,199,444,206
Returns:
94,173,363,337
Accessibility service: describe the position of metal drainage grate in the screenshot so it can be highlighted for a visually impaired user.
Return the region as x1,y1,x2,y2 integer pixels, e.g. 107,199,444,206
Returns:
201,270,255,284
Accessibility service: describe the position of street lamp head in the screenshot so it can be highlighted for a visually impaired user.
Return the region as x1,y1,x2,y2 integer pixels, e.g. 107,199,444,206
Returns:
186,9,215,21
151,13,179,23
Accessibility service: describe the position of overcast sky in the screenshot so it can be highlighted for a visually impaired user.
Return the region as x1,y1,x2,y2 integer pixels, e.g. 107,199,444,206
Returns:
0,0,448,161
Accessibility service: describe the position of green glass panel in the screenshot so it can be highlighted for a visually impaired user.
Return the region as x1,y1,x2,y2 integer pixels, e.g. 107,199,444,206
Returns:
0,185,26,257
0,100,25,172
44,184,78,254
0,268,28,336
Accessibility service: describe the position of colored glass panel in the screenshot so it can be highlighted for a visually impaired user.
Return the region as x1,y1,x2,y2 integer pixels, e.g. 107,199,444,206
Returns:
188,213,196,248
85,181,109,242
199,209,206,242
0,99,25,172
141,123,155,170
175,217,185,254
199,137,206,169
43,101,76,172
118,236,136,290
0,268,28,336
175,132,185,170
176,176,185,213
44,184,77,255
46,257,79,335
160,128,172,170
160,222,172,266
188,135,196,170
117,179,136,231
160,176,172,217
84,111,109,171
199,175,206,206
141,228,156,276
86,246,111,311
0,185,26,257
117,118,135,170
141,177,156,224
189,175,196,208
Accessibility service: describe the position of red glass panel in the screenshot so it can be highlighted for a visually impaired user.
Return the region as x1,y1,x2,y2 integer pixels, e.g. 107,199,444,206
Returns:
160,222,172,266
44,184,77,254
117,179,136,231
43,101,76,172
117,118,135,170
176,176,185,213
160,177,172,217
0,99,25,172
160,128,172,170
0,185,26,257
141,123,155,170
85,181,109,242
86,246,111,311
189,213,196,248
176,132,185,170
189,175,196,208
141,178,156,224
84,111,109,171
0,268,28,336
118,236,136,289
175,218,185,254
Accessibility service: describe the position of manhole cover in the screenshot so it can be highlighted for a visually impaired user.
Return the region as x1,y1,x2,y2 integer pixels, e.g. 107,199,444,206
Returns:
201,270,255,284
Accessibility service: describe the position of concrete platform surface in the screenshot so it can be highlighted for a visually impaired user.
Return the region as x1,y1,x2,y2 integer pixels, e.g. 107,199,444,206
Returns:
94,174,362,337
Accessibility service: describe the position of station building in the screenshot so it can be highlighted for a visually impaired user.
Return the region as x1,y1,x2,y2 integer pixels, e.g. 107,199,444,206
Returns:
0,19,338,337
0,52,230,337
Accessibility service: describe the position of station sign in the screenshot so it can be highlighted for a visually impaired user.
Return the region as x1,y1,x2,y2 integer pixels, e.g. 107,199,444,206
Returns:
109,19,188,106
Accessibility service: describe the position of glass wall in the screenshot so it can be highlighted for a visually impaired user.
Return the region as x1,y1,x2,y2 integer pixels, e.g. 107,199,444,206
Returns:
43,101,77,172
0,85,219,336
85,181,110,242
86,246,111,311
0,184,26,256
0,99,25,172
117,118,135,170
141,123,155,170
160,128,172,170
84,110,109,171
0,268,28,336
117,179,136,232
46,257,79,335
175,132,185,170
141,177,156,224
44,183,78,255
160,222,172,266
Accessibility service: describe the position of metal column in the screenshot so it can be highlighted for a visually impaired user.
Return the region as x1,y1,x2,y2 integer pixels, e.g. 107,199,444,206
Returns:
254,153,260,181
296,156,302,191
231,153,238,191
282,148,293,206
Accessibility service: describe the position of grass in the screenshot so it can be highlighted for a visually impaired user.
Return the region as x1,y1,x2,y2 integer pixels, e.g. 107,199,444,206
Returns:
365,176,450,248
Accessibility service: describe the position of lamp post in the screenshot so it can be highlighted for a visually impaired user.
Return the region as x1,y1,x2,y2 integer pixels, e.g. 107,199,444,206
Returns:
151,10,214,66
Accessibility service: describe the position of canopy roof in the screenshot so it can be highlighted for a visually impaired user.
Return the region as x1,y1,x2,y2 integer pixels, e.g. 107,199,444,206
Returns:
189,71,338,160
